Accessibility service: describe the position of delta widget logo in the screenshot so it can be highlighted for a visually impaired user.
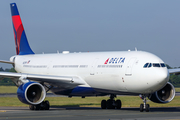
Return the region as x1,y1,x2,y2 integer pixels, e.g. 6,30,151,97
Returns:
104,58,125,64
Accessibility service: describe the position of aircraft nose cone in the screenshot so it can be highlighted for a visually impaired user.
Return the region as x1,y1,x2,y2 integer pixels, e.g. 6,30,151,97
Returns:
146,68,169,93
156,69,169,85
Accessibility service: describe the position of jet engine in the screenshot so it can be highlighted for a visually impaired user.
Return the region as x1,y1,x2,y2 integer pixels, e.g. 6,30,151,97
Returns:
149,82,175,103
17,81,46,105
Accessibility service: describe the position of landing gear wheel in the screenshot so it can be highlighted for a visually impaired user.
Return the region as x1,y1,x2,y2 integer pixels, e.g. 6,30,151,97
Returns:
29,105,35,110
101,100,106,109
40,100,50,110
44,100,50,110
115,99,122,109
100,94,122,110
34,104,41,110
140,104,144,112
145,104,150,112
106,99,115,109
139,94,150,112
29,100,50,110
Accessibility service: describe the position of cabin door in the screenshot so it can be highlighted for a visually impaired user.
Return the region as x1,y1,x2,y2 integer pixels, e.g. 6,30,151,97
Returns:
90,58,99,75
125,58,136,76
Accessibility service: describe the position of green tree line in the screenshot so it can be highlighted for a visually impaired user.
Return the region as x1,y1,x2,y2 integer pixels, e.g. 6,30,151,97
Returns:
0,67,16,86
167,65,180,87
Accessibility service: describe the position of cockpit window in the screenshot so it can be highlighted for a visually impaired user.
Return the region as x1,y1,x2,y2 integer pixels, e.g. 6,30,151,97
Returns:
153,63,160,67
160,63,166,67
143,63,166,68
143,63,149,68
148,63,152,68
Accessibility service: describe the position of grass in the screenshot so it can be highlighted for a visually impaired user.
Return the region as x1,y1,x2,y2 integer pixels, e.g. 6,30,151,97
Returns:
0,96,180,108
0,86,51,93
0,86,17,93
47,96,180,108
0,86,180,107
175,87,180,92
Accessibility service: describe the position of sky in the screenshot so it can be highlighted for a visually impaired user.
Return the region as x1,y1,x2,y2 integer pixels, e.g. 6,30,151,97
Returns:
0,0,180,69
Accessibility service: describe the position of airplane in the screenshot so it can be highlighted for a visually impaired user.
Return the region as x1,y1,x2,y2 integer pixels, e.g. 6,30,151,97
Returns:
0,3,179,112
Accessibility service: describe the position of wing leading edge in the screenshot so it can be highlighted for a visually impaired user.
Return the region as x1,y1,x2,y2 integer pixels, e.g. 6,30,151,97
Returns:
0,60,14,65
0,72,86,88
168,68,180,75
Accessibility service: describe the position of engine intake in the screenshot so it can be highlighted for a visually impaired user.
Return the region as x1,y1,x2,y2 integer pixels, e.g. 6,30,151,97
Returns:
149,82,175,103
17,81,46,105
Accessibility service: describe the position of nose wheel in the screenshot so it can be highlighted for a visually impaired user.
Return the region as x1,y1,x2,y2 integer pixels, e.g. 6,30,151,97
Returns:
140,95,150,112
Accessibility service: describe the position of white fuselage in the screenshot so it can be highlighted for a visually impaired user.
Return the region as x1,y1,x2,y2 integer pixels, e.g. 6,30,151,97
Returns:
11,51,169,95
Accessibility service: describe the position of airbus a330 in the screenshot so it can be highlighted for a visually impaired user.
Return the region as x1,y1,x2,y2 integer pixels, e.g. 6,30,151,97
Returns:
0,3,179,112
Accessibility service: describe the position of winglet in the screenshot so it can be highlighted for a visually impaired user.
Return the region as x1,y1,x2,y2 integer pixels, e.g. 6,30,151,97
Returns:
10,3,34,55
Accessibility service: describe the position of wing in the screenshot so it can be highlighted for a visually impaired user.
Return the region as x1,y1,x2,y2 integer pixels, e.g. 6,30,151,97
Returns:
168,68,180,75
0,60,14,65
0,72,86,88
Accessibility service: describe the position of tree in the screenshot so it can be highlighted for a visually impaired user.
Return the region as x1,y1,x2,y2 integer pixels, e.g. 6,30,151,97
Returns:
0,67,15,86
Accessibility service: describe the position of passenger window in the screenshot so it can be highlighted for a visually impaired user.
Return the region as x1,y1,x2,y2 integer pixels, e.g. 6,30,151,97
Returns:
143,63,149,68
153,63,160,67
160,63,166,67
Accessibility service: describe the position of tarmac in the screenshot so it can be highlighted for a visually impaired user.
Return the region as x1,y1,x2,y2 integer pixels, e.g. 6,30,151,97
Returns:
0,93,180,120
0,106,180,120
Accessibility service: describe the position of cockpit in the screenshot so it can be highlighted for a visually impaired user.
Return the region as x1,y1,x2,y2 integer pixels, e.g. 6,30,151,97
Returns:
143,63,166,68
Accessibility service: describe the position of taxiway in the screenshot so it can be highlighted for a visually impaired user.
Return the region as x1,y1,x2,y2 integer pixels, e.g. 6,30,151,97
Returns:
0,106,180,120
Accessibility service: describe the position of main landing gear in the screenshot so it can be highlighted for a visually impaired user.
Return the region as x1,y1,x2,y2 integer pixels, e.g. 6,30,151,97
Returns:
29,100,50,110
139,94,150,112
101,94,122,109
29,83,52,110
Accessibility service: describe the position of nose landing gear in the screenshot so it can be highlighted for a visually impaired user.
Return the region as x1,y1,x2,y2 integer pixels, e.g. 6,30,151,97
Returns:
139,94,150,112
101,94,122,109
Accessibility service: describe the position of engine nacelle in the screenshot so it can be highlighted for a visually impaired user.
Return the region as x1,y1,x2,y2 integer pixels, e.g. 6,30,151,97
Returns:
149,82,175,103
17,81,46,105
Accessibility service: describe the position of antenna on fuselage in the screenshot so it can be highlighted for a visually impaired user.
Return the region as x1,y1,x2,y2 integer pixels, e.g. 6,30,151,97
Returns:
135,47,137,51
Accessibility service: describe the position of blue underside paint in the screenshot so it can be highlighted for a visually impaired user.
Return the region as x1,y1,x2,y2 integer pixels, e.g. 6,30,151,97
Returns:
51,86,108,96
51,86,138,96
51,86,96,96
70,86,96,96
